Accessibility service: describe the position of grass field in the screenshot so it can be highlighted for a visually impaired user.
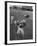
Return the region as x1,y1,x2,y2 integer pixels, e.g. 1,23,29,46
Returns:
10,8,33,40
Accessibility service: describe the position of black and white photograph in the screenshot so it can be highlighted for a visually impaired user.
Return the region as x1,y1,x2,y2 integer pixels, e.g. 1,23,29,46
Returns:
10,5,33,40
5,1,36,44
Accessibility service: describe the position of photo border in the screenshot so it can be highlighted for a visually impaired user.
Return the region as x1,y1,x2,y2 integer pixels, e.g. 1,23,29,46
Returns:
5,1,36,45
